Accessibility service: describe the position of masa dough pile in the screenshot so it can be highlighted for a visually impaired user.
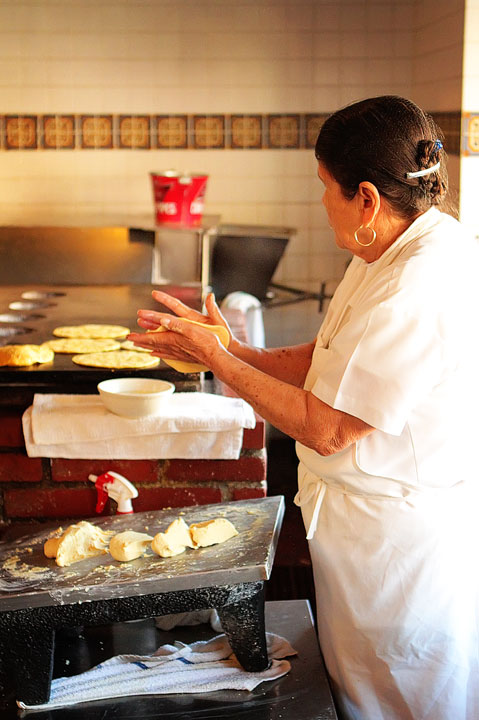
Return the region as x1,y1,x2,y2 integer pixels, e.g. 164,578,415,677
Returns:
43,521,111,567
151,516,238,558
109,530,153,561
151,517,196,557
43,516,239,566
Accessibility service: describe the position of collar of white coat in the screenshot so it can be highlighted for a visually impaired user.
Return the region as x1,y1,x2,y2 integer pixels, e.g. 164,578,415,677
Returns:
359,206,441,271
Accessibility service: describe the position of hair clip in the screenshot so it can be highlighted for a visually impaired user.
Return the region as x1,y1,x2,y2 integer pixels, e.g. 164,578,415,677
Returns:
406,161,441,179
432,139,443,152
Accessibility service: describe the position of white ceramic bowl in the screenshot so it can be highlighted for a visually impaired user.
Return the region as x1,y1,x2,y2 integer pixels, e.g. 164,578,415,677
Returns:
97,377,175,418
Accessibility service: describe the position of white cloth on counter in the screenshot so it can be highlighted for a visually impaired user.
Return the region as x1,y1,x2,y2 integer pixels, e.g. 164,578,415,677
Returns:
22,393,256,460
17,632,297,712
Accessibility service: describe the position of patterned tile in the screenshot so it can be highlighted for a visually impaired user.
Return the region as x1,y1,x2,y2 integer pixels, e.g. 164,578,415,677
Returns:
305,114,328,149
267,115,300,149
119,115,150,149
230,115,263,149
193,115,225,149
156,115,188,149
461,113,479,156
80,115,113,149
42,115,75,149
0,111,468,155
5,115,37,149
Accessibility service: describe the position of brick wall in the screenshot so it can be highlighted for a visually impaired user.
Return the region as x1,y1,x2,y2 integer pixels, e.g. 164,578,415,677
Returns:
0,408,265,522
0,309,266,525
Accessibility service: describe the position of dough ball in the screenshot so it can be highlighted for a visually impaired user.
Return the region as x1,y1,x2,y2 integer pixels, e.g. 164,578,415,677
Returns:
151,532,187,558
189,518,238,547
151,518,194,558
109,530,153,562
44,521,111,567
43,536,61,558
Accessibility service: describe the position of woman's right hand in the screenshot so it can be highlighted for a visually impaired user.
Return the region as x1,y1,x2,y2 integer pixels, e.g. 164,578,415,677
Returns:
137,290,237,347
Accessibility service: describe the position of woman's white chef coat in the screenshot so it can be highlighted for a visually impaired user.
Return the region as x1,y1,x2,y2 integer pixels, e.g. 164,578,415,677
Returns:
295,208,479,720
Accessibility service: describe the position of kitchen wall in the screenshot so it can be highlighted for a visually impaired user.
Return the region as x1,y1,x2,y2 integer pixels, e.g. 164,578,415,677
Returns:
0,0,470,294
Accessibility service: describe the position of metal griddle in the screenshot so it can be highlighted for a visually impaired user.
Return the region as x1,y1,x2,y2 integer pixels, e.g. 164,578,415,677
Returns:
0,283,203,392
0,496,284,706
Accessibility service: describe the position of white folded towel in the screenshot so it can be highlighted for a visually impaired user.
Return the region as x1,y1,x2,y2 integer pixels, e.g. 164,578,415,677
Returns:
22,393,256,460
17,632,297,711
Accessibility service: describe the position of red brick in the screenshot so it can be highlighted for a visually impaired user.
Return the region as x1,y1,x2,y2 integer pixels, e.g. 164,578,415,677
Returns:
133,486,222,512
241,416,265,450
0,453,43,483
232,485,267,501
166,450,266,483
0,410,25,448
51,459,158,484
4,487,98,518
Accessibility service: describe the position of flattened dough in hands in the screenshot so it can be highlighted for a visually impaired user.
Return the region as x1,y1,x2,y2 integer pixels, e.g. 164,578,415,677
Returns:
149,319,230,373
109,530,154,562
44,521,111,567
189,518,238,547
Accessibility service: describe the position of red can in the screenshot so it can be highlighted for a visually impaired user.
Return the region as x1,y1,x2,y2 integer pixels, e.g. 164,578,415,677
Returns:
150,170,208,226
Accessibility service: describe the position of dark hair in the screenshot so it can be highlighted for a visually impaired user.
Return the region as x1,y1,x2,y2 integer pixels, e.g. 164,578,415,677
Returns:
314,95,448,219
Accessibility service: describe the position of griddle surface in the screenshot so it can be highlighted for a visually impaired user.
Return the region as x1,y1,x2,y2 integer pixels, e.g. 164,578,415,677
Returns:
0,284,202,387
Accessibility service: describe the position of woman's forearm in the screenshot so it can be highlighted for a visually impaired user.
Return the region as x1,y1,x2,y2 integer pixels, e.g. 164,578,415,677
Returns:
208,347,373,454
227,338,315,388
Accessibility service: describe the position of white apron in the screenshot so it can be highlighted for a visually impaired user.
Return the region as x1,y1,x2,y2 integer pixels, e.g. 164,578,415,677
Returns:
295,209,479,720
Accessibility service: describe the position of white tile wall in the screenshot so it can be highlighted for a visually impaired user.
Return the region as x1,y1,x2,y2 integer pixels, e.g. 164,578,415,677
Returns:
0,0,468,292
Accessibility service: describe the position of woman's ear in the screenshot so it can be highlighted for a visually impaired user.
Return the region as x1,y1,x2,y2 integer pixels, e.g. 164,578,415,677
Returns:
357,181,381,224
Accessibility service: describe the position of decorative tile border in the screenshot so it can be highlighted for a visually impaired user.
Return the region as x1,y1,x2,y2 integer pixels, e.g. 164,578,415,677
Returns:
0,112,467,155
462,112,479,156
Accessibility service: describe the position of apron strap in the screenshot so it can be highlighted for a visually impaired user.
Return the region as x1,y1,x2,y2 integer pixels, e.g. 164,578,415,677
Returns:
294,479,327,540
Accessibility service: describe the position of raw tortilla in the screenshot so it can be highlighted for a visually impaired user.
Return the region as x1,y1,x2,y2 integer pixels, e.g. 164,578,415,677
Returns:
109,530,153,562
43,521,111,567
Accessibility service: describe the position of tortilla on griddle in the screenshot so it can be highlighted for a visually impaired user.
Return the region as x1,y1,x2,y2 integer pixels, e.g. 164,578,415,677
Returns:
52,324,130,339
43,338,121,354
119,340,153,353
71,351,160,369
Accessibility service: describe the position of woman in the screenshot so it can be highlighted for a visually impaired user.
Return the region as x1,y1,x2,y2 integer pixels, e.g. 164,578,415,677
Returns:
129,96,479,720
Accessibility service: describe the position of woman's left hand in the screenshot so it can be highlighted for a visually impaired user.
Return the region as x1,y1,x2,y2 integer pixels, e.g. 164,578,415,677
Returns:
127,291,230,367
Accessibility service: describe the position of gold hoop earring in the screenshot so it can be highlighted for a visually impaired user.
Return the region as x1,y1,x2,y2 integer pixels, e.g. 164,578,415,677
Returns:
354,225,377,247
